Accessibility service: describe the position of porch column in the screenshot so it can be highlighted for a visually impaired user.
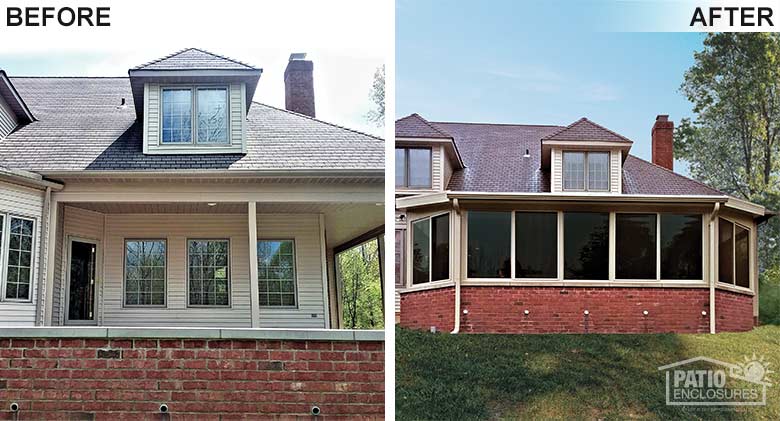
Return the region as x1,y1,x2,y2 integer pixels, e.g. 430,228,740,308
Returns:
43,199,58,326
248,202,260,328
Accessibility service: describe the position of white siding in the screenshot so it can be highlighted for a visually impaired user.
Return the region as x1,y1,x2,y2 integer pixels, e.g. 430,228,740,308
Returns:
144,83,245,155
433,146,443,190
441,145,453,190
51,204,64,325
0,182,44,326
256,214,327,329
551,148,562,192
0,94,18,138
610,149,622,194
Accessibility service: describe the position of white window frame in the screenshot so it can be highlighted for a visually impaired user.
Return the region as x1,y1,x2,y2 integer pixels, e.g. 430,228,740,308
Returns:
562,151,610,192
187,238,232,308
0,213,36,303
122,239,167,308
716,217,752,292
160,85,230,146
408,212,450,287
257,238,299,309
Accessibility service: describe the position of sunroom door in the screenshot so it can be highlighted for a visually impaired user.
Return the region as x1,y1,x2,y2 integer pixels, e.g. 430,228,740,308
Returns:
66,238,98,325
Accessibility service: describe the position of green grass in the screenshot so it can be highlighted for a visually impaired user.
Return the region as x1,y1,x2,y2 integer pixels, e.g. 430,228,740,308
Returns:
396,326,780,420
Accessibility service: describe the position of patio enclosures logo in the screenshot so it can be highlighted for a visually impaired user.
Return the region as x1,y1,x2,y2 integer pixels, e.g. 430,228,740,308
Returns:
658,355,773,406
2,5,110,27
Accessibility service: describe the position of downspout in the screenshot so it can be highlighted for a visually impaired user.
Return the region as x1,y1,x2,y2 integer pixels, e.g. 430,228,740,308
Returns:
451,198,461,334
709,202,721,334
35,187,52,326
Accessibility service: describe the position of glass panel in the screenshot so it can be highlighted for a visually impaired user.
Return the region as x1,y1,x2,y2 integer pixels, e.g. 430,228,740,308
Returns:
468,211,511,278
161,89,192,143
189,240,230,306
197,88,228,144
412,219,430,284
563,152,585,191
431,214,449,281
564,212,609,280
395,148,407,187
735,225,750,288
616,214,656,279
124,240,166,306
5,217,35,300
515,212,557,278
257,240,296,306
718,218,734,284
661,214,703,280
68,241,96,321
587,152,610,191
395,230,405,287
408,149,432,188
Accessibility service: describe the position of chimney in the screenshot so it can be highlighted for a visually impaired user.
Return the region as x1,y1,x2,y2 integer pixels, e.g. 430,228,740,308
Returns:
652,115,674,171
284,53,315,118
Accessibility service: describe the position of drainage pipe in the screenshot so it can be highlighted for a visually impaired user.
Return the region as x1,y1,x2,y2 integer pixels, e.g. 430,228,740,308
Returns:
451,198,461,334
709,202,720,334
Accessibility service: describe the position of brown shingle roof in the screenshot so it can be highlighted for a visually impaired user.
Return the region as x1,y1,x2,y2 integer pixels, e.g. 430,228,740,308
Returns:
395,113,452,139
543,117,632,143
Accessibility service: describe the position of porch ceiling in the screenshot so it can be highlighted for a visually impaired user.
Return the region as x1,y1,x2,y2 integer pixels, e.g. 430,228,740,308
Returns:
66,201,384,248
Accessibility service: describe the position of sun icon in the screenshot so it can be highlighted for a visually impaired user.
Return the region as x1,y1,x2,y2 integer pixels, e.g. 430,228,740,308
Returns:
737,354,774,384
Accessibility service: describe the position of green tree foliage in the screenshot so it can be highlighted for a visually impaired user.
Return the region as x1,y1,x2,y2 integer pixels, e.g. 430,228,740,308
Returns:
337,239,384,329
366,65,385,127
677,33,780,323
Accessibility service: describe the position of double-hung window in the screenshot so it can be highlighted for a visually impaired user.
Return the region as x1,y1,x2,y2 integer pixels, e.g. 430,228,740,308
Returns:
0,214,35,302
396,147,432,188
124,240,166,306
562,151,610,191
161,86,229,145
257,240,297,307
718,218,750,289
411,213,449,284
188,240,230,306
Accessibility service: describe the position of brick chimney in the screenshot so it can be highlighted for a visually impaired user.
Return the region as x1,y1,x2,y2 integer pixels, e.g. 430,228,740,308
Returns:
652,115,674,171
284,53,315,118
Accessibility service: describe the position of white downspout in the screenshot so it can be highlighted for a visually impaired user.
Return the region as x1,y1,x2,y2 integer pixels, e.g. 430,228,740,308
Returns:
35,187,52,326
709,202,721,334
451,198,461,334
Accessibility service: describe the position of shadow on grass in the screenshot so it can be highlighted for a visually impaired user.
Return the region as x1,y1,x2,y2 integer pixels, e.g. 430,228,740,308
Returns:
395,327,766,420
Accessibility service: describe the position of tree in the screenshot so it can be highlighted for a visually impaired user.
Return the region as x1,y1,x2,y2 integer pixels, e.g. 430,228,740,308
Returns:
337,239,384,329
677,33,780,323
366,65,385,127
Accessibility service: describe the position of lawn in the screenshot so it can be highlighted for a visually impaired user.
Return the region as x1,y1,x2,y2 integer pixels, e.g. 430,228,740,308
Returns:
396,325,780,420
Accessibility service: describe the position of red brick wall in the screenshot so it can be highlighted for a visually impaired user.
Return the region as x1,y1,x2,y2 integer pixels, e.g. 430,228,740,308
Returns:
399,287,455,333
0,338,383,419
715,289,755,332
399,286,755,334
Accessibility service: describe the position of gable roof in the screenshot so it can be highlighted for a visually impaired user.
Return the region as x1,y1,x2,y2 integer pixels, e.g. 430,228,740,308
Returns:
395,113,452,139
0,77,383,173
0,70,34,123
132,48,259,71
542,117,632,143
397,116,723,196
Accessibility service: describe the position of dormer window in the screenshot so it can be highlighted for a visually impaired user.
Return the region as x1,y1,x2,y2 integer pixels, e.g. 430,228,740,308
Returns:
161,86,229,145
562,151,609,192
396,147,432,189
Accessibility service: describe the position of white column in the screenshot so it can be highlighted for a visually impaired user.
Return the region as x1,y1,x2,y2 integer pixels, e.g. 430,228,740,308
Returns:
43,199,58,326
248,202,260,328
319,214,331,329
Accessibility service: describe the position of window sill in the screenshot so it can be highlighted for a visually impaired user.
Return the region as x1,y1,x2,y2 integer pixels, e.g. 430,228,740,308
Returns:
716,282,754,296
399,279,454,293
461,279,708,288
145,145,243,155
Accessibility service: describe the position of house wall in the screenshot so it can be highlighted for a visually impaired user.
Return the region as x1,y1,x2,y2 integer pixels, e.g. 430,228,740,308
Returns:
0,181,44,326
143,83,246,154
0,93,18,139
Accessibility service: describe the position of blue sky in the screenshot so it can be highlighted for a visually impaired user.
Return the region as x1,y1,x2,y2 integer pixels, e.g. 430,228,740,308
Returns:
396,0,706,171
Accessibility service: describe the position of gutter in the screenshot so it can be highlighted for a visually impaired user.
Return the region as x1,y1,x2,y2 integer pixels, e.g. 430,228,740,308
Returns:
451,198,462,334
0,168,63,190
709,203,721,334
38,168,385,180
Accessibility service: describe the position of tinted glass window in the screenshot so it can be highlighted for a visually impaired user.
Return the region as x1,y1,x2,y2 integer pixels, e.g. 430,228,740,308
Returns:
125,240,166,306
661,214,702,280
257,240,296,307
718,218,734,284
197,88,228,144
587,152,610,191
564,212,609,280
563,152,585,190
515,212,557,278
161,88,192,143
431,214,450,281
395,230,405,287
395,149,406,187
468,212,511,278
616,214,656,279
735,225,750,288
408,149,432,187
412,219,430,284
188,240,230,306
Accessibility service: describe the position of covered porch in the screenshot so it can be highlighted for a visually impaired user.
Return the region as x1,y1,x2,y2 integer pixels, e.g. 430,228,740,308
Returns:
42,178,384,329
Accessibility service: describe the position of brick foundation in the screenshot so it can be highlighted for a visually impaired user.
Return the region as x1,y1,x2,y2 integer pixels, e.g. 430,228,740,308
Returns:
399,286,755,334
0,337,383,419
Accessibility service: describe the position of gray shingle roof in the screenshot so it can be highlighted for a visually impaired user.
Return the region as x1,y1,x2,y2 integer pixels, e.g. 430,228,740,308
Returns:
132,48,258,71
399,117,723,196
0,77,383,172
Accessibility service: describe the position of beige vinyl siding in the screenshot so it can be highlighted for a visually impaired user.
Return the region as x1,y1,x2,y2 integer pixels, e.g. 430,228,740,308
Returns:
101,214,251,327
433,146,443,190
610,149,622,193
441,145,454,190
256,214,327,329
552,148,563,192
0,94,18,139
0,182,44,326
143,83,245,154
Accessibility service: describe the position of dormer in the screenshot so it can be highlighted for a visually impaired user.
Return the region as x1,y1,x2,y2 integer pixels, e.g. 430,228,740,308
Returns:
0,70,35,140
541,118,632,194
128,48,263,155
395,114,464,193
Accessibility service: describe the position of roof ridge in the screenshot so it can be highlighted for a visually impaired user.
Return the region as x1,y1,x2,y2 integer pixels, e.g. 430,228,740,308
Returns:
397,113,452,138
433,120,565,128
132,47,258,71
626,154,725,195
542,117,632,143
252,101,384,141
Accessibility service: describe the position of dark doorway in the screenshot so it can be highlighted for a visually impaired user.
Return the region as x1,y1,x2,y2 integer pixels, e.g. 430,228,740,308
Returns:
68,239,97,324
